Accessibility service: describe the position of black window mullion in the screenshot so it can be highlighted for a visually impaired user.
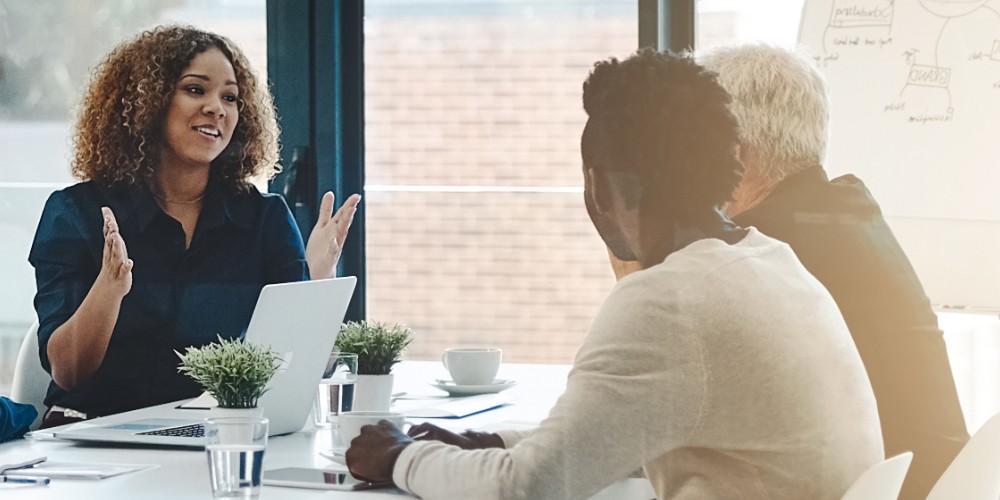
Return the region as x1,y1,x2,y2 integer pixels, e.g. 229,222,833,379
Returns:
268,0,314,232
267,0,366,321
316,0,366,321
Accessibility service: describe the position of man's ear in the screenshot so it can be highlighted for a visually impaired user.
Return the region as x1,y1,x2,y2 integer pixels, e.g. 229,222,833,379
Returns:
584,167,614,215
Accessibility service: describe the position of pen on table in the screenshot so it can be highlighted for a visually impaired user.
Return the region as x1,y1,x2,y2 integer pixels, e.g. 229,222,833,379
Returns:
2,475,51,485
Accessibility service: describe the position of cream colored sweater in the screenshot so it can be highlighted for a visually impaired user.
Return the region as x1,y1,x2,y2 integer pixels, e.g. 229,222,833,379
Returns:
393,229,883,499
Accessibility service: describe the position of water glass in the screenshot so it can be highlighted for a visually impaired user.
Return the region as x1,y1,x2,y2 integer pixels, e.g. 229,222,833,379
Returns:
205,416,269,499
314,352,358,428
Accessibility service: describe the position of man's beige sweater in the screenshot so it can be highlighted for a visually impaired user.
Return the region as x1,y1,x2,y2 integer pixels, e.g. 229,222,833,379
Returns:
392,229,883,499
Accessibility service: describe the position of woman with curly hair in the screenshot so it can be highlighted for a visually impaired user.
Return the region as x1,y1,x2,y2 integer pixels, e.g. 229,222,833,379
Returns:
28,25,360,427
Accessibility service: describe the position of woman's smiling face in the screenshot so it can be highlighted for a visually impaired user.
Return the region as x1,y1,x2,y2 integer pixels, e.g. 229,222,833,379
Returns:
160,47,240,171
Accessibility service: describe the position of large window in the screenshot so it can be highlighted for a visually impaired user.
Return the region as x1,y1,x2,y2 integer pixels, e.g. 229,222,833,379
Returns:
0,0,267,394
363,0,637,364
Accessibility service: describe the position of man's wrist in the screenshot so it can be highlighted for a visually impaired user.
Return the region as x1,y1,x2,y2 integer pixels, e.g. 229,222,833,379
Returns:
480,432,504,449
384,441,412,480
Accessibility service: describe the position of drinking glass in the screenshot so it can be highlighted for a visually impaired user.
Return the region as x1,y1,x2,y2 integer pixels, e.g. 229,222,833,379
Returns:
314,352,358,428
205,416,269,499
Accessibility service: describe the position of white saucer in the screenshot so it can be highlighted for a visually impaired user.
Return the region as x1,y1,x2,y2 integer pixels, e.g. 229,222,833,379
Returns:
430,379,517,396
319,448,347,466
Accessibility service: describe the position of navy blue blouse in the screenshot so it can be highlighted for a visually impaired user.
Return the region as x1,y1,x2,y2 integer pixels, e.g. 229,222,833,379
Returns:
29,181,308,417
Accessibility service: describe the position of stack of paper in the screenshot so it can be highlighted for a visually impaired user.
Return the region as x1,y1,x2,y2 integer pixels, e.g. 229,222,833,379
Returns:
8,462,155,480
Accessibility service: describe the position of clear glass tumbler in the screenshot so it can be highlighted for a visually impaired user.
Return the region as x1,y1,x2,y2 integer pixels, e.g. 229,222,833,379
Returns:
314,352,358,429
205,416,269,499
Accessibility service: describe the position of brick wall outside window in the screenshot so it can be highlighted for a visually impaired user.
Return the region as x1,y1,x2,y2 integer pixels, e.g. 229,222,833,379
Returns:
364,2,636,364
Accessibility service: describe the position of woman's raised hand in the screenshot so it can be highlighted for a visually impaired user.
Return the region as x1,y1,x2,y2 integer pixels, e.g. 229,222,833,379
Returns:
305,192,361,280
98,206,133,298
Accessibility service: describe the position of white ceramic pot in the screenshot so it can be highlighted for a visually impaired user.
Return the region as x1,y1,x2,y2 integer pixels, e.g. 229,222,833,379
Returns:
352,374,394,412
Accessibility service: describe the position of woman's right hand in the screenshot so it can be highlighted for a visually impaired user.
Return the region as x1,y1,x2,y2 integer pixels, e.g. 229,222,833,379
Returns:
97,206,133,298
46,206,133,389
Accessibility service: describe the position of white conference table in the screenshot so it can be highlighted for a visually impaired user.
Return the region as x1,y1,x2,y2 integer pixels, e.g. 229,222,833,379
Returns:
0,361,655,499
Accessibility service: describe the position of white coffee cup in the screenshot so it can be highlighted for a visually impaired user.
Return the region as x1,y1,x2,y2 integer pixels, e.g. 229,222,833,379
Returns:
442,347,502,386
339,411,406,448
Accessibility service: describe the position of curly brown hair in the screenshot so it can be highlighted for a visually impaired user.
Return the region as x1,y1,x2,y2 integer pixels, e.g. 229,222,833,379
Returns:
72,25,280,191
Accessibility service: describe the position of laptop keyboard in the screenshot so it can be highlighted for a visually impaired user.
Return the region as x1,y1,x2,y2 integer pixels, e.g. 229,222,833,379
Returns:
138,423,205,438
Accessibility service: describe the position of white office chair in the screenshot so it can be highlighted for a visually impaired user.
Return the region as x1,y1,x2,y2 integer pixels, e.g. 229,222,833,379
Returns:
926,411,1000,499
11,321,48,431
840,452,913,500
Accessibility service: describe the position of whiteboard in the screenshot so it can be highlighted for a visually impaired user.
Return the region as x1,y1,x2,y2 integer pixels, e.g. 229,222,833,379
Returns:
798,0,1000,309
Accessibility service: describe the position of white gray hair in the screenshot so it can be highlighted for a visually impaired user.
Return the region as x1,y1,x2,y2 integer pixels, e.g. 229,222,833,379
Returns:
697,43,829,181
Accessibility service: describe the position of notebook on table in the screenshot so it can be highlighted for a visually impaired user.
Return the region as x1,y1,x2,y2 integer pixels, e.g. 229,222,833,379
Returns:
396,393,515,418
48,276,357,447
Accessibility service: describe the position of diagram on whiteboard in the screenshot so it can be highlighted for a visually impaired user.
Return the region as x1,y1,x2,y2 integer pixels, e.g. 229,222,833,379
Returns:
799,0,1000,222
803,0,1000,122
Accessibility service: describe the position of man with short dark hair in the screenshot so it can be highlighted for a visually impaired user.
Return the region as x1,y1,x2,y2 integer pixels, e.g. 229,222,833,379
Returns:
346,49,882,499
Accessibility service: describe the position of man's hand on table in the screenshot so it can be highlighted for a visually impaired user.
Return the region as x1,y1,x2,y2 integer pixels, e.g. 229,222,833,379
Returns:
346,420,413,483
407,422,504,449
345,421,505,483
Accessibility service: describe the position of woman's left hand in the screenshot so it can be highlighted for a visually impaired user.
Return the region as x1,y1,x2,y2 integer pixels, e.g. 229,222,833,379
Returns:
306,192,361,280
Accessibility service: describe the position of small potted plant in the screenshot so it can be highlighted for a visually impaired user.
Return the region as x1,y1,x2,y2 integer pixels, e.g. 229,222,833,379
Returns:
176,335,281,413
334,321,413,411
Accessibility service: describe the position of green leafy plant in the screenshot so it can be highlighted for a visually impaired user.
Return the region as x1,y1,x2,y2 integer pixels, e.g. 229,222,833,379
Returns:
176,335,282,409
334,321,413,375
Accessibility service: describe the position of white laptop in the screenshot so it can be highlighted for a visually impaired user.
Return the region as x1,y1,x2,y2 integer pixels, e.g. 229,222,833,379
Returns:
48,276,357,447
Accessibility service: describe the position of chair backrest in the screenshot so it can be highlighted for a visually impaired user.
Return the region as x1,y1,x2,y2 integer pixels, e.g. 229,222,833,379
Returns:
11,321,47,431
927,411,1000,500
841,452,913,500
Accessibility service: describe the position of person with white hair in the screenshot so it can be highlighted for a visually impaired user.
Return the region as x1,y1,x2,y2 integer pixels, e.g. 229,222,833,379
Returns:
698,42,969,500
